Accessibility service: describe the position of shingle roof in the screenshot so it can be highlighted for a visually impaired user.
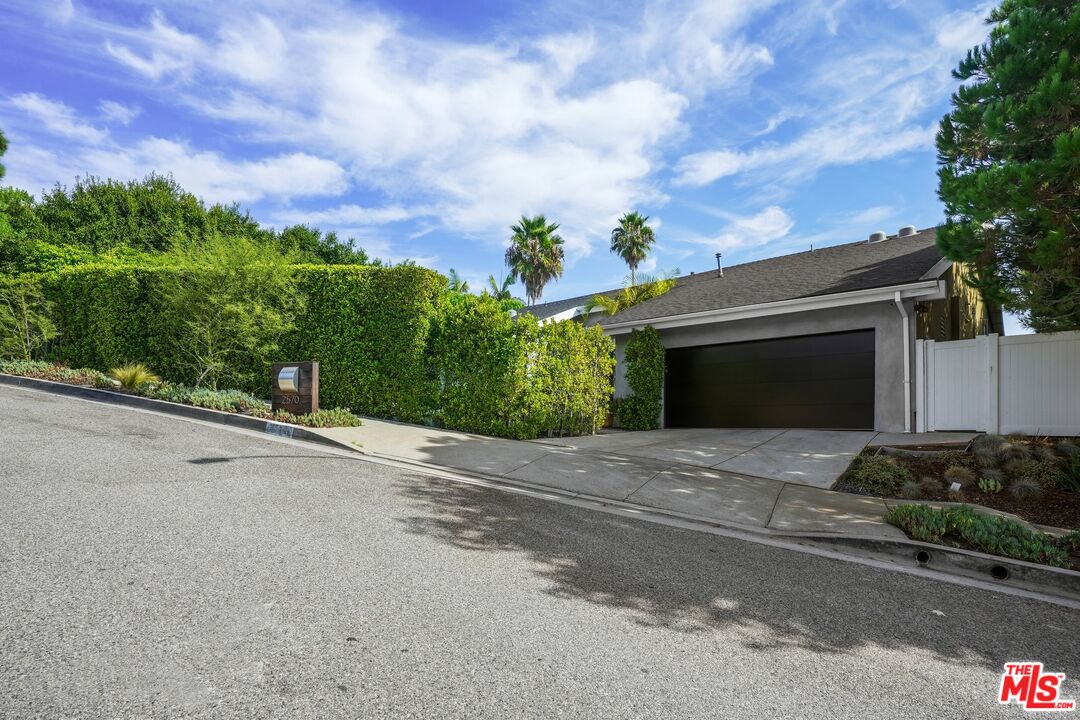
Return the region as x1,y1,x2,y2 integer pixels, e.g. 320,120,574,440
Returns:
525,287,623,320
599,226,945,325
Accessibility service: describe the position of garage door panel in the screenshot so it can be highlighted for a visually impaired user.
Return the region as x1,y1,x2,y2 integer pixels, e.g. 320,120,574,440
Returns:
665,330,875,429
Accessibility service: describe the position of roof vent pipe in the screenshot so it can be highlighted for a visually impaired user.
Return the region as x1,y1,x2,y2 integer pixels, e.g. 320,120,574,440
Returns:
715,252,723,277
898,225,917,237
868,231,887,243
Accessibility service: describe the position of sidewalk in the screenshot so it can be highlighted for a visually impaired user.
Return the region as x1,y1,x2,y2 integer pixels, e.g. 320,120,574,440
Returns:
314,419,909,540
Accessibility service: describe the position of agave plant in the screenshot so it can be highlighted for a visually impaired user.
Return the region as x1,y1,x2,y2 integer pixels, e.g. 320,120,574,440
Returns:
108,362,161,390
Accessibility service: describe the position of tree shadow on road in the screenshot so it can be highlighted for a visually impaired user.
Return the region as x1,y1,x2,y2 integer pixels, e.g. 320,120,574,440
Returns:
395,473,1079,672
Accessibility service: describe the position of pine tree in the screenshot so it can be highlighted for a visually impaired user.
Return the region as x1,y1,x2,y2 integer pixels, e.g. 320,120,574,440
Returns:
936,0,1080,331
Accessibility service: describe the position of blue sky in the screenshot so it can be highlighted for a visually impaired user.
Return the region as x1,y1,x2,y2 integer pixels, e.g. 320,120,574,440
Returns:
1,0,1024,330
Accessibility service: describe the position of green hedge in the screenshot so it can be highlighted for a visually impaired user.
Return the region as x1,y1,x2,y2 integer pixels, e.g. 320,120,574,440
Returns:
33,264,612,438
429,294,614,438
40,264,444,420
286,265,444,423
616,325,664,430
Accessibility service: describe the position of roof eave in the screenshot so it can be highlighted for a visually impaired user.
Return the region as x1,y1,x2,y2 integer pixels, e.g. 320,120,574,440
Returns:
602,279,947,335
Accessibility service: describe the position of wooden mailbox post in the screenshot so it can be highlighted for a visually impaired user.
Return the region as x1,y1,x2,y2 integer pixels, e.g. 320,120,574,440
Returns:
271,361,319,415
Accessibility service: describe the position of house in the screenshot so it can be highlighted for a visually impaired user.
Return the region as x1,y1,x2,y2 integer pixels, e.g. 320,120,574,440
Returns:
528,226,1002,433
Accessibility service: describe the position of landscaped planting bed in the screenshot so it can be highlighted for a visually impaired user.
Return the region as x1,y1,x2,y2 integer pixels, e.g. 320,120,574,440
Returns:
835,434,1080,530
0,360,361,428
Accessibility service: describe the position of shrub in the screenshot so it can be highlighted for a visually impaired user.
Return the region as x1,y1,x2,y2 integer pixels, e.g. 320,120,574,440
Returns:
428,293,614,438
885,504,1069,568
616,325,664,430
1009,478,1044,500
840,451,912,495
156,234,303,390
998,441,1030,464
141,382,267,414
973,434,1005,466
109,362,160,390
1063,455,1080,494
978,477,1003,494
919,476,944,496
1031,445,1057,462
899,480,923,499
270,407,362,428
0,359,112,388
1056,439,1079,458
1010,459,1068,490
0,275,57,361
943,465,976,487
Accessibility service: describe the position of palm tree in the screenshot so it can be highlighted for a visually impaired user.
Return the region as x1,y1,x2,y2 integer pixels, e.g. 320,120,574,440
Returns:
504,215,565,305
610,211,655,285
486,274,515,301
447,268,470,294
583,271,678,316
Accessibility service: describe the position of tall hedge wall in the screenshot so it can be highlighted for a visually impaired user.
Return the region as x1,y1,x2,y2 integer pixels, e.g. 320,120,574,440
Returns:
35,265,613,438
286,265,444,423
42,264,444,421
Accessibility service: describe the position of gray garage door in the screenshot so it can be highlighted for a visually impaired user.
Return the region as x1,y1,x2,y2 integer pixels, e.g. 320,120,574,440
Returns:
664,330,875,429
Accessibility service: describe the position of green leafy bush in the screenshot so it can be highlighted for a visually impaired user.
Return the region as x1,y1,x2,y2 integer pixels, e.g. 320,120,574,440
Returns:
840,451,913,495
616,325,664,430
978,477,1003,494
885,504,1069,568
428,293,614,438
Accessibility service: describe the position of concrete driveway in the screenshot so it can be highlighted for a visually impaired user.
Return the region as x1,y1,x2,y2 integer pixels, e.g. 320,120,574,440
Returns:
537,427,877,489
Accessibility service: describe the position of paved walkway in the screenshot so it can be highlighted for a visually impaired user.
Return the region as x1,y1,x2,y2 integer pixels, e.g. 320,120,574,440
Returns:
315,421,975,540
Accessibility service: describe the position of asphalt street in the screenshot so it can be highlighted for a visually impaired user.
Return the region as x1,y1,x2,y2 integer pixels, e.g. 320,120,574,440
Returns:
1,384,1077,719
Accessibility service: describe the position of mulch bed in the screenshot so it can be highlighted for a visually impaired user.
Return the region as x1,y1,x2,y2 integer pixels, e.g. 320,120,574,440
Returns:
843,443,1080,531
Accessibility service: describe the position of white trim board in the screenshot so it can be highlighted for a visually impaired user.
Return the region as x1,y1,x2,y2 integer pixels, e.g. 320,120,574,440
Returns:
601,279,947,335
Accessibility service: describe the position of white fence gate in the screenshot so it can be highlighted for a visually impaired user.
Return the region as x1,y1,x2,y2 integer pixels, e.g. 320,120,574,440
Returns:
916,332,1080,435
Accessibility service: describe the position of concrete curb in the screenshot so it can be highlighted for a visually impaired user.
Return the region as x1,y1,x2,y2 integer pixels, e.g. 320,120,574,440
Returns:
6,371,1079,605
0,373,350,453
296,430,1080,605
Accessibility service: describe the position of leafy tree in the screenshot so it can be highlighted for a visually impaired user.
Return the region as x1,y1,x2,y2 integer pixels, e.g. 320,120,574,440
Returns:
583,271,678,316
936,0,1080,331
0,127,7,180
35,174,207,253
157,233,303,389
609,211,655,285
504,215,564,305
277,224,374,265
0,276,57,361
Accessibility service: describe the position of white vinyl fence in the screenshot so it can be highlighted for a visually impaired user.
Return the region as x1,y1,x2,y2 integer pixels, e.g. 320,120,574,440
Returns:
916,332,1080,435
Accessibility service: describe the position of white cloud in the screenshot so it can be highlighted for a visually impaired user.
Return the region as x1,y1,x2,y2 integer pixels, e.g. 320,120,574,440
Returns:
98,100,140,126
273,204,417,226
81,139,348,204
677,205,794,252
9,93,109,144
92,6,690,258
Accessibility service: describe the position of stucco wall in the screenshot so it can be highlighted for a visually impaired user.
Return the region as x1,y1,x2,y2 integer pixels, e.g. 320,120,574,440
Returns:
612,299,917,432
